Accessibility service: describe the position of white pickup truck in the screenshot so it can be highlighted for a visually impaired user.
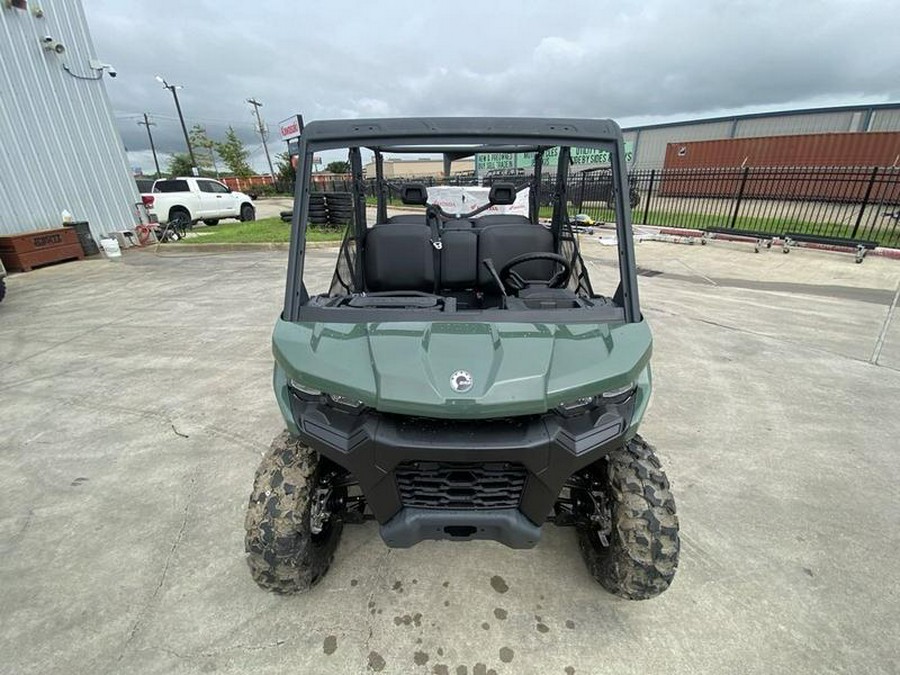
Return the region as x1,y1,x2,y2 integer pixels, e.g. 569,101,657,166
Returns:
140,177,255,228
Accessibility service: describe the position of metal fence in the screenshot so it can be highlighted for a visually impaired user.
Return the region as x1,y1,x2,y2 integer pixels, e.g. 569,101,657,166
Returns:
575,166,900,247
307,166,900,247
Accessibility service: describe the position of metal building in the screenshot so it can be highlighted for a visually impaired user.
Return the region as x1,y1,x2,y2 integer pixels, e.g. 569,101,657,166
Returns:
623,102,900,169
0,0,139,242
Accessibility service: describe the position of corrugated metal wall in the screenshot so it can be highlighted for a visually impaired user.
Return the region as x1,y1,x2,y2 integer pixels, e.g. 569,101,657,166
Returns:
631,121,733,169
0,1,139,242
626,105,900,169
733,111,856,137
869,109,900,132
664,132,900,169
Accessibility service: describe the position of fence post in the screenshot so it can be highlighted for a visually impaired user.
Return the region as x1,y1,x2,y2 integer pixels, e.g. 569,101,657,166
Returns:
852,167,878,239
729,167,750,229
641,169,655,225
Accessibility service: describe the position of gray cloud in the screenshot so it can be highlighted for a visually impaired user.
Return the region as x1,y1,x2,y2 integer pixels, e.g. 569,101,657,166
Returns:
84,0,900,172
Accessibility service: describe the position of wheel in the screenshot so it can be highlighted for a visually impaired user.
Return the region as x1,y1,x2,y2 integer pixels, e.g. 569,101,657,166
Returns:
168,209,191,237
203,219,219,226
240,204,256,222
0,278,6,303
244,431,344,594
575,435,679,600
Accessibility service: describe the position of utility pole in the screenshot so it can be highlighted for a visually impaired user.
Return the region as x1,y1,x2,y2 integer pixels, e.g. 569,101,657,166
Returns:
156,75,196,171
137,113,161,176
247,97,276,182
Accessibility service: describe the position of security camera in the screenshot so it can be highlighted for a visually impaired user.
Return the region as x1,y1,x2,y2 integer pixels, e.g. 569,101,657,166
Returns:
41,36,65,54
89,59,117,77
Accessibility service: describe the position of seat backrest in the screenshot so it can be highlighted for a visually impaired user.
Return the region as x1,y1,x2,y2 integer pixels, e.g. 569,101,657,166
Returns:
386,214,426,224
364,223,435,292
472,214,532,228
476,223,555,287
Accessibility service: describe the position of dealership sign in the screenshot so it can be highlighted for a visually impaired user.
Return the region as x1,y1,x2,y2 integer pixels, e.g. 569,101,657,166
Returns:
476,143,634,173
279,115,304,140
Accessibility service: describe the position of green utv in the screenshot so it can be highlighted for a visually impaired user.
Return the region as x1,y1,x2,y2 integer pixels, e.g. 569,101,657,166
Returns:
244,118,679,600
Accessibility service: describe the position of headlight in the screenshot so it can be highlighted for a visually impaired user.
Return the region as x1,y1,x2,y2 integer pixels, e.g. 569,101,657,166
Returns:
327,393,365,412
289,379,322,397
289,380,366,413
555,396,595,417
600,383,636,402
555,382,636,417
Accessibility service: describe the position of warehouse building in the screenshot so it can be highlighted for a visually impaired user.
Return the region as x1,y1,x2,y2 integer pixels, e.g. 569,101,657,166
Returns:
623,103,900,169
0,0,139,242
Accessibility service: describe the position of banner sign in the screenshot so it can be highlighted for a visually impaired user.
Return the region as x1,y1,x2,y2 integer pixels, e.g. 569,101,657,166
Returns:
427,186,530,217
476,143,634,173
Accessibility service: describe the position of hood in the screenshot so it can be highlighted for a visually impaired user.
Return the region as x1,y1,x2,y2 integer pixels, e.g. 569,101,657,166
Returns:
273,319,652,419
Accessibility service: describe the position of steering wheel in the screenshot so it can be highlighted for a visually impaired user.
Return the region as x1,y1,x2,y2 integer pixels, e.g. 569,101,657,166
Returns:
499,252,572,292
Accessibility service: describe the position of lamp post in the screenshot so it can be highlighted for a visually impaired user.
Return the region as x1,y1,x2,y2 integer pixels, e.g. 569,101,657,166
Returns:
155,75,196,170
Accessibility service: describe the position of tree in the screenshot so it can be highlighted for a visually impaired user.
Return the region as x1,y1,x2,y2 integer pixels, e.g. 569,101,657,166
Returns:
167,153,194,177
275,151,296,191
189,124,219,175
326,160,350,174
217,126,253,178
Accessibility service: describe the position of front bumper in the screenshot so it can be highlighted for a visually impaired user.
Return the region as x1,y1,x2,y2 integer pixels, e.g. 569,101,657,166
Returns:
288,391,636,548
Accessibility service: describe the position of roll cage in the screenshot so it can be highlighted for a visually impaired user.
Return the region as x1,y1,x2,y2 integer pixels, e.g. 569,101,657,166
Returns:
284,117,641,323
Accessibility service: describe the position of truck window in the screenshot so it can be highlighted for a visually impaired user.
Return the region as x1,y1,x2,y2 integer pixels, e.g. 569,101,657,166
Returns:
197,180,216,193
154,180,190,193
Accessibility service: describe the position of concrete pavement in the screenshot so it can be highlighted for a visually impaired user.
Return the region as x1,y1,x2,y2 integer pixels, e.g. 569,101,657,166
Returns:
0,240,898,674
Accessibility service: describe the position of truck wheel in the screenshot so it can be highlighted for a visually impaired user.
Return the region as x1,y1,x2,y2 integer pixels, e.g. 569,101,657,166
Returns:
576,435,679,600
203,219,219,226
244,431,344,594
240,204,256,222
0,278,6,303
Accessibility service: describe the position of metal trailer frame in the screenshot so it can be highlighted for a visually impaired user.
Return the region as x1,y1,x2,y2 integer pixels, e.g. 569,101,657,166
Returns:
283,117,641,322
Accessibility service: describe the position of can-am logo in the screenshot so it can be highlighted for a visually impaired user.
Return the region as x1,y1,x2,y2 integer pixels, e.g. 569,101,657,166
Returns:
450,370,474,393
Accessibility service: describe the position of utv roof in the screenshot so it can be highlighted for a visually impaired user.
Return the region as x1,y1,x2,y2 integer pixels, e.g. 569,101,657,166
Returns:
299,117,624,148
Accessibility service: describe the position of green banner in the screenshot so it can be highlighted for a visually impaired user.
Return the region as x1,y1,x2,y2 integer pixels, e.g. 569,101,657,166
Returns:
476,143,633,172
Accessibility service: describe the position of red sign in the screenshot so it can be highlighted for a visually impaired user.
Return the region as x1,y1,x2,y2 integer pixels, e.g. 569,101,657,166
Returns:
279,115,304,140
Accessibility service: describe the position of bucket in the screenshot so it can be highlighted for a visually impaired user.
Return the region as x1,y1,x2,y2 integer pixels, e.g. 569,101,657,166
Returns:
100,238,122,260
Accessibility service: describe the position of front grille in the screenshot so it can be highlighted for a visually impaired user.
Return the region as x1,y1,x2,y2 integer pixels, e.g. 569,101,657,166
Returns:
395,461,527,509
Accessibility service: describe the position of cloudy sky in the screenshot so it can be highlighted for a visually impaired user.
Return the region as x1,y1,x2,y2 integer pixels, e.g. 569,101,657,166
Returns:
83,0,900,173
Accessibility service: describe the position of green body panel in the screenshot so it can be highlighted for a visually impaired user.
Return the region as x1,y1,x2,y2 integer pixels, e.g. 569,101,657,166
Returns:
272,318,653,424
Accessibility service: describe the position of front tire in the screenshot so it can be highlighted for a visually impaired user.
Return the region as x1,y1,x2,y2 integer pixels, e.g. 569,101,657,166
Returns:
576,435,679,600
244,431,343,594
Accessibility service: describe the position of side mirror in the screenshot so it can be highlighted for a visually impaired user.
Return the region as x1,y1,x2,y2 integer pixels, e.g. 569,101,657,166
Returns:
488,182,516,206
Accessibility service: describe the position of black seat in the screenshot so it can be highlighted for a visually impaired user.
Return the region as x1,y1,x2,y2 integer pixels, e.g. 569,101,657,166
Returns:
476,222,555,287
386,214,426,224
472,214,531,228
364,223,435,292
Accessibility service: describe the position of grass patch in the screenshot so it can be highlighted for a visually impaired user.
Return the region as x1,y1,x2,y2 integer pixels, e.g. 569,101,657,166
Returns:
177,217,344,244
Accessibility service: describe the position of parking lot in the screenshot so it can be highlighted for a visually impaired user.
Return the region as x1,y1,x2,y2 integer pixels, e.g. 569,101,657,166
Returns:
1,239,899,674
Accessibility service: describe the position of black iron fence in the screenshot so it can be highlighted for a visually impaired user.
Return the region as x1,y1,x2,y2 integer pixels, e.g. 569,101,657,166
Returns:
307,166,900,247
575,166,900,247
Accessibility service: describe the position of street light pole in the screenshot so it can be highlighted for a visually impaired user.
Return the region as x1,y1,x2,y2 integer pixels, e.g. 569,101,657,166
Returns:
156,75,196,170
137,113,161,176
247,97,276,182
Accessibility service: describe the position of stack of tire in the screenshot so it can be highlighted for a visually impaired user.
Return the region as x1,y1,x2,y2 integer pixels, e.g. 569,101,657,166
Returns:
325,192,353,228
279,192,354,227
308,193,328,226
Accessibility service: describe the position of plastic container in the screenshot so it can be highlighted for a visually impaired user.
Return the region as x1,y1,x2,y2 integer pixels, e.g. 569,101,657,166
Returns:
99,238,122,260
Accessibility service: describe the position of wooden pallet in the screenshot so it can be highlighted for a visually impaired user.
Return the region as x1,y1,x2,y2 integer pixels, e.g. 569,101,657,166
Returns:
0,228,84,272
